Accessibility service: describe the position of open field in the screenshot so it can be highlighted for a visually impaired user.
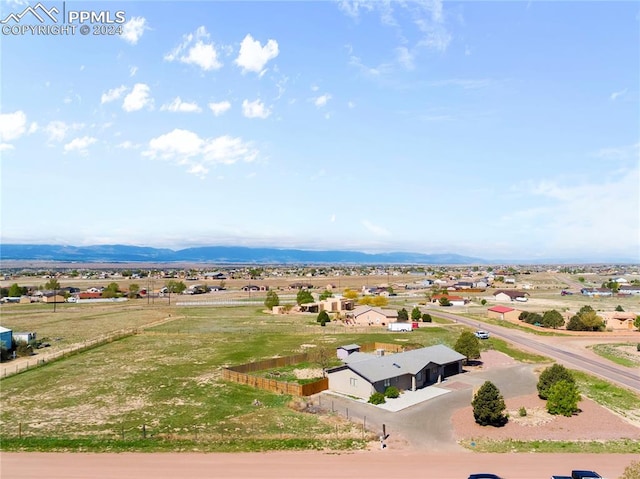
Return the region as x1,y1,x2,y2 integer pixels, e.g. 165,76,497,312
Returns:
0,305,464,451
589,343,640,368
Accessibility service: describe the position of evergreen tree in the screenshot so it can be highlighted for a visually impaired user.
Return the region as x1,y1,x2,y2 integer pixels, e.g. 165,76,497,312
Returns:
537,363,575,400
397,308,409,322
472,381,507,426
546,379,581,416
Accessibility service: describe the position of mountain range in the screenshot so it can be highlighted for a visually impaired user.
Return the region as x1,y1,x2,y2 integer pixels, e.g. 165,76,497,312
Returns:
0,244,485,265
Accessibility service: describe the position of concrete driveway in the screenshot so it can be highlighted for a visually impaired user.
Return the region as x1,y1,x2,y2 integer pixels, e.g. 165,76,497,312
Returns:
315,363,538,451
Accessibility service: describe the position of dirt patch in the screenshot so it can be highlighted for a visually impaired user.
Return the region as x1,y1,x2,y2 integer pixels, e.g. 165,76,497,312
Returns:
293,368,324,379
452,393,640,442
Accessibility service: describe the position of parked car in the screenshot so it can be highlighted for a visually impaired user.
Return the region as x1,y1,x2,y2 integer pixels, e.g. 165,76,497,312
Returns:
474,330,490,339
468,474,503,479
571,471,602,479
551,476,572,479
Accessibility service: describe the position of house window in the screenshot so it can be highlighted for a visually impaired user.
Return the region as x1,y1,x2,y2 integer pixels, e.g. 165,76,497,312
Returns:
384,378,390,387
350,378,357,387
417,372,423,382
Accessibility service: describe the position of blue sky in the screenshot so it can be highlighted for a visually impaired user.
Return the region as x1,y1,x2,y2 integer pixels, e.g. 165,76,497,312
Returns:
1,0,638,261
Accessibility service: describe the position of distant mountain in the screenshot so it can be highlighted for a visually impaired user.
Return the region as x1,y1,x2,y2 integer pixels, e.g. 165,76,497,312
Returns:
0,244,485,265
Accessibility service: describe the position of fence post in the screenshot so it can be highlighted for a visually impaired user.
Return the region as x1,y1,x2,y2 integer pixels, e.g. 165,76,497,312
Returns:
142,424,146,439
18,422,22,439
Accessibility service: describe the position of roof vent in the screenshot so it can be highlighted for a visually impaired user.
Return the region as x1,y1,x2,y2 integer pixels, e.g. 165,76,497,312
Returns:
393,362,401,368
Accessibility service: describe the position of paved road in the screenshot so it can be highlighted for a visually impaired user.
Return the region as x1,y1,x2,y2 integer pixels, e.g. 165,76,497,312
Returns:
430,310,640,392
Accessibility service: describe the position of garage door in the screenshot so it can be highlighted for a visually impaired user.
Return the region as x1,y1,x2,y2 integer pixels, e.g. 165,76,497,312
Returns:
443,362,459,378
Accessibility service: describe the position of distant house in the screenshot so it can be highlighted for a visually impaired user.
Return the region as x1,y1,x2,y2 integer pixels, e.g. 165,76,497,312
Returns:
493,290,529,302
78,292,102,300
326,344,465,400
487,305,520,321
241,285,269,292
580,288,613,297
41,293,66,303
289,282,314,290
601,312,637,331
349,306,398,326
618,285,640,296
431,294,465,306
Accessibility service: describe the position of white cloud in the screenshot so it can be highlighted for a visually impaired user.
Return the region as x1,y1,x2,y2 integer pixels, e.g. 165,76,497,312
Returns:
28,122,38,134
0,143,14,151
101,85,127,104
610,88,628,101
122,83,153,112
347,101,356,109
121,16,148,45
208,101,231,116
129,66,138,77
160,97,202,113
361,219,391,237
143,128,258,178
44,120,83,142
242,99,271,119
593,142,639,162
396,46,415,70
510,168,640,259
235,34,279,74
165,26,222,71
313,94,332,107
0,110,27,142
337,0,374,19
116,141,140,149
64,136,97,154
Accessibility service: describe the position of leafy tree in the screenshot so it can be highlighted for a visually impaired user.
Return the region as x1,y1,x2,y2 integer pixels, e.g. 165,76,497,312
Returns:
248,268,263,279
397,308,409,322
368,392,386,405
619,461,640,479
580,310,605,331
577,276,585,283
602,280,619,293
296,290,314,305
387,286,394,295
411,306,422,320
358,296,374,306
439,297,451,307
542,310,565,329
343,289,358,300
371,296,389,307
128,283,140,298
7,283,23,297
546,379,581,416
421,313,432,323
264,290,280,309
472,381,507,426
518,311,531,322
44,278,61,290
537,364,575,400
615,305,624,312
102,282,121,299
480,299,487,306
454,331,481,364
635,316,640,331
317,310,330,323
319,290,333,301
165,280,187,294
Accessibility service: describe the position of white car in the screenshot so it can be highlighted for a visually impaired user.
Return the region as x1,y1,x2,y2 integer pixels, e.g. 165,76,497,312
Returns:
475,330,490,339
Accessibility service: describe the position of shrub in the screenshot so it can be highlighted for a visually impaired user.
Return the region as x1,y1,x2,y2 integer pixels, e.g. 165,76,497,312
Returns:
619,460,640,479
637,343,640,352
384,386,399,399
264,290,280,309
317,311,330,323
421,313,432,323
480,299,487,306
546,379,581,416
518,406,527,417
472,381,507,427
537,364,575,400
368,392,386,405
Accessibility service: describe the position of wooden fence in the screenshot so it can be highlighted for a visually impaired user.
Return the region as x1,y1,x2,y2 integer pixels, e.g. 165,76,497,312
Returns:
223,342,406,396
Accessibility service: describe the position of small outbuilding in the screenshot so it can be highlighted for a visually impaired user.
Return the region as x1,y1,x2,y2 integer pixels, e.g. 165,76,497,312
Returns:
487,305,520,321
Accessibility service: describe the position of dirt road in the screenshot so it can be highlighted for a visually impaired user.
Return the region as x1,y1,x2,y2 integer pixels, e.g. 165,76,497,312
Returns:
1,451,637,479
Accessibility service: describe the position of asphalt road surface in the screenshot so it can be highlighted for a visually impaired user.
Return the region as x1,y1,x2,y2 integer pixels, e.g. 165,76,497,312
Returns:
430,310,640,392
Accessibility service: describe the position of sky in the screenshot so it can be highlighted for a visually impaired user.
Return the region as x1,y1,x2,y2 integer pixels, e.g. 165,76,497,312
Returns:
0,0,638,262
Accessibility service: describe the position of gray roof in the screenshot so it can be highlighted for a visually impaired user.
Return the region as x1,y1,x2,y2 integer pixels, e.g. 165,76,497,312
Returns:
343,344,465,384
